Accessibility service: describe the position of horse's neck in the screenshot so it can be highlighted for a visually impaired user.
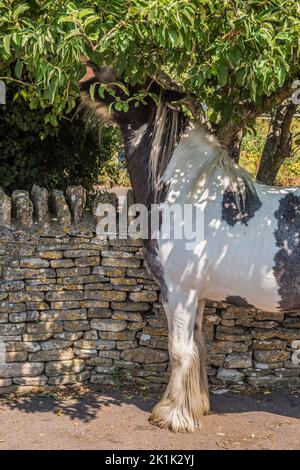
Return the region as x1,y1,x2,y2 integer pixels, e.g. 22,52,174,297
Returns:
162,124,220,196
122,122,153,206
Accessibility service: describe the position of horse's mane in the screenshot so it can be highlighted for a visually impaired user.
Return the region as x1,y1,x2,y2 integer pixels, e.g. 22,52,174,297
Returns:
149,95,259,213
148,91,188,199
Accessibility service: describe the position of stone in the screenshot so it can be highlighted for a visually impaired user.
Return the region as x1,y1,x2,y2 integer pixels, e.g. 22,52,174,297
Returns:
77,371,91,382
84,290,126,302
204,314,222,325
0,301,26,313
6,351,28,362
73,347,97,358
56,267,91,278
0,362,44,378
38,250,63,260
40,309,87,321
26,301,49,311
129,291,158,302
112,311,143,322
98,330,136,341
206,354,225,367
50,259,75,268
63,320,90,331
80,300,109,309
9,291,45,302
87,308,112,319
75,256,100,267
54,332,83,341
101,250,135,259
111,301,150,312
27,322,63,334
255,310,284,321
252,339,287,350
84,330,98,340
11,190,33,227
48,375,77,385
0,323,26,336
94,365,115,374
251,328,300,341
247,375,283,388
95,266,126,277
29,348,74,362
0,281,25,292
254,350,290,363
45,359,84,377
24,342,41,353
57,275,106,285
90,375,116,385
9,311,39,323
52,190,72,226
93,191,118,224
23,333,53,342
224,352,252,369
97,350,120,359
3,267,56,281
31,185,49,223
283,318,300,328
127,268,152,279
45,291,83,302
121,347,168,364
217,368,244,382
64,249,99,258
101,258,141,268
90,319,127,332
50,301,81,310
13,376,48,386
116,340,138,350
0,378,12,387
86,357,113,366
216,330,251,342
66,186,87,223
41,340,73,350
0,187,11,226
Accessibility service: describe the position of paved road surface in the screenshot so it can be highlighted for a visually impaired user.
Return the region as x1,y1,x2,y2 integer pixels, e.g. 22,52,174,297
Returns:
0,386,299,450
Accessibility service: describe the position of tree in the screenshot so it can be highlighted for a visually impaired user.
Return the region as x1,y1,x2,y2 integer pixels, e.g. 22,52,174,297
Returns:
1,0,299,181
256,100,298,185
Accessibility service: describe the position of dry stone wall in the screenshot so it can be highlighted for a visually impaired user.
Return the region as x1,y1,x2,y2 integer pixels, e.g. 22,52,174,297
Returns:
0,185,299,394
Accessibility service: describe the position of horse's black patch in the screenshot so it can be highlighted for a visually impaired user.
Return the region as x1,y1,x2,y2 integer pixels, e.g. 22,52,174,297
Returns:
143,239,168,303
273,193,300,311
225,296,255,308
222,186,262,226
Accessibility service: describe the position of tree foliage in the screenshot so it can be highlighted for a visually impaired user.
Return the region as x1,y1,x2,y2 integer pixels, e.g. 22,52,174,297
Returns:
0,87,118,192
0,0,299,182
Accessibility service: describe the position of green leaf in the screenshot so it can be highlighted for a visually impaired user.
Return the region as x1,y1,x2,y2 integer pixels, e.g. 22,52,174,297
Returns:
114,102,123,111
89,83,96,100
3,34,11,55
98,86,105,99
13,3,30,20
15,61,23,79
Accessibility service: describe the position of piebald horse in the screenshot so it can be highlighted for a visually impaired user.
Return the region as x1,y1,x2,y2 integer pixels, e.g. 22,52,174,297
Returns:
79,63,300,432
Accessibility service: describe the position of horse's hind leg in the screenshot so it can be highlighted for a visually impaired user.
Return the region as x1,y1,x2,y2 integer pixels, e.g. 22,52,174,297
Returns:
149,290,209,433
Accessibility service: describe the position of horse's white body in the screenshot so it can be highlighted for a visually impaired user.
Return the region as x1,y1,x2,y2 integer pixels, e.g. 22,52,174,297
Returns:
149,123,299,431
158,123,294,312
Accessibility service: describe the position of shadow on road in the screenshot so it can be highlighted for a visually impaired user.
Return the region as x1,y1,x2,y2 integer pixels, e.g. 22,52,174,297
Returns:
2,385,299,423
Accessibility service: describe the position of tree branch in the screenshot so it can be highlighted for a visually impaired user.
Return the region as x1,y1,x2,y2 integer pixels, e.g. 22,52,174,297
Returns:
217,79,296,148
154,70,211,128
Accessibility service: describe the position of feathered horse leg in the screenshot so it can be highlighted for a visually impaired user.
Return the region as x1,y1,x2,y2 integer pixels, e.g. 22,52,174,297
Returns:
149,291,209,432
